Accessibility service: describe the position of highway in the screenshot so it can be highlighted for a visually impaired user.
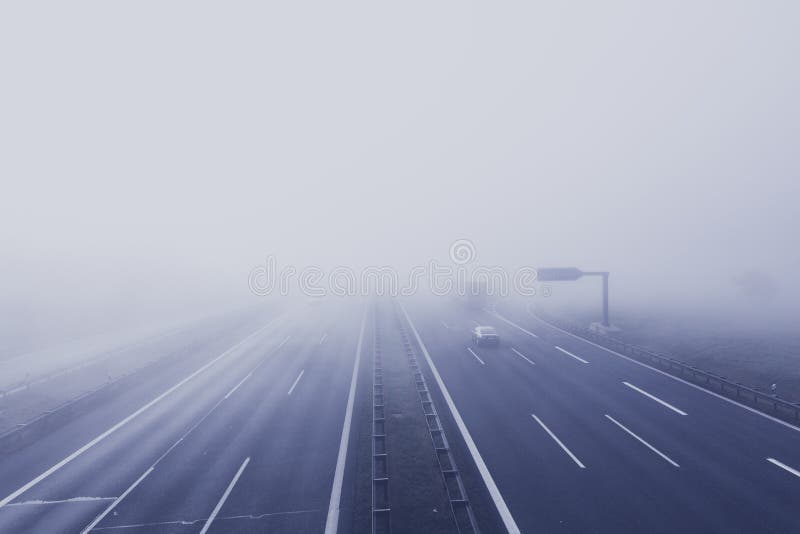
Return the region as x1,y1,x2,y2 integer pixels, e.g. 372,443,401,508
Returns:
0,298,798,533
402,299,800,533
0,301,364,533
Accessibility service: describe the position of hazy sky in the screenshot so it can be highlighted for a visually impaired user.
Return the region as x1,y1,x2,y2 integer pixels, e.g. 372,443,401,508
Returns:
2,2,799,332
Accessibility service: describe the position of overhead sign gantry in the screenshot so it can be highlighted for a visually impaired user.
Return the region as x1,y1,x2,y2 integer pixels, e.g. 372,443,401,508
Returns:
536,267,611,327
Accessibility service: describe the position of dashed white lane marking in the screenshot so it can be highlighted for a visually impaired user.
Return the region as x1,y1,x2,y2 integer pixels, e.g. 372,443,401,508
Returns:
492,312,538,338
324,307,367,534
8,497,117,507
510,348,535,366
199,457,250,534
471,319,481,327
225,372,253,399
80,467,154,533
767,458,800,479
288,370,305,395
531,414,586,469
525,309,800,433
0,317,280,511
81,325,293,532
440,321,450,329
623,382,687,416
554,346,589,364
400,304,521,534
467,347,485,365
319,333,328,345
604,414,680,467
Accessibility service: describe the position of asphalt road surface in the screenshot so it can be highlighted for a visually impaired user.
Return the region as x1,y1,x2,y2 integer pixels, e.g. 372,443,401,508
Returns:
1,298,798,533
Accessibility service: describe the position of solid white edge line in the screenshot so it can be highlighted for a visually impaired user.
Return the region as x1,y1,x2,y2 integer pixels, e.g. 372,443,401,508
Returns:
492,312,538,338
554,346,589,364
604,414,680,467
767,458,800,479
400,303,521,534
80,467,154,533
0,318,278,510
510,348,535,366
526,309,800,433
466,347,485,365
199,457,250,534
531,414,586,469
324,306,367,534
623,382,688,416
288,369,305,395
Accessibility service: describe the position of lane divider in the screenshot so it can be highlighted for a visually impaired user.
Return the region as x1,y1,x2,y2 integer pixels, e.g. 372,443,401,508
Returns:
531,414,586,469
80,325,293,532
324,307,367,534
554,346,589,364
371,308,390,531
398,305,480,532
510,348,535,366
0,316,282,511
623,382,687,416
199,457,250,534
225,372,253,399
81,468,154,533
287,370,305,396
466,347,485,365
767,458,800,479
524,308,800,433
604,414,680,467
400,303,521,534
492,313,538,338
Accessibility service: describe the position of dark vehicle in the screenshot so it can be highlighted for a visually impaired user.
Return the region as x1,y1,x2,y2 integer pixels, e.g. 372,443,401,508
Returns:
472,326,499,346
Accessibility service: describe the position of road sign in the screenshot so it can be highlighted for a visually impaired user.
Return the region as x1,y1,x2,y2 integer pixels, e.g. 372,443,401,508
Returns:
536,267,610,326
536,267,583,282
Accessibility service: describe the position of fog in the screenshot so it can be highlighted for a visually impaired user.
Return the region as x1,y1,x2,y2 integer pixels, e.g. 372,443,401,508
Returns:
2,2,799,353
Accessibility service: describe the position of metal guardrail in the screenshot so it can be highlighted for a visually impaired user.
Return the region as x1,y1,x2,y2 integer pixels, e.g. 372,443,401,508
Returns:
0,325,189,397
532,309,800,424
0,337,204,453
0,363,150,453
0,312,266,455
372,307,391,534
1,356,111,398
395,304,480,534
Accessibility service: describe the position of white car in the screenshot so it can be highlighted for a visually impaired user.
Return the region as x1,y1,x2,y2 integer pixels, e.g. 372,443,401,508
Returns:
472,326,499,347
